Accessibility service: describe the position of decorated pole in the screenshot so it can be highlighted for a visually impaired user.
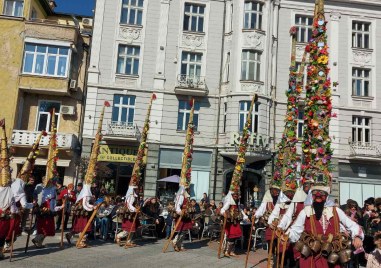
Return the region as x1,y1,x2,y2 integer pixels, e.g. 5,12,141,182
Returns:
83,102,109,186
128,93,156,188
44,109,59,187
301,0,333,192
229,94,257,193
76,101,109,248
162,98,195,253
179,98,195,189
275,28,301,195
218,94,257,259
0,119,11,187
18,131,45,182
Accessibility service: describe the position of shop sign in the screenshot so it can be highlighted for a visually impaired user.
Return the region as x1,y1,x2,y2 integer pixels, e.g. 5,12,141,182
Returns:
230,132,269,148
98,145,138,163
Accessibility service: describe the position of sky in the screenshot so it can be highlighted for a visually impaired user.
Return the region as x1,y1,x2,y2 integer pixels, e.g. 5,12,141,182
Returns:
55,0,95,17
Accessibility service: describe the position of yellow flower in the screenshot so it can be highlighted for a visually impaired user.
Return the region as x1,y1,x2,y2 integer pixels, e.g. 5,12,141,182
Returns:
318,55,328,64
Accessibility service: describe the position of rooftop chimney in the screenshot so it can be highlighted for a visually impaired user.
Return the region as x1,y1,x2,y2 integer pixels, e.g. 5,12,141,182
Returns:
48,0,57,10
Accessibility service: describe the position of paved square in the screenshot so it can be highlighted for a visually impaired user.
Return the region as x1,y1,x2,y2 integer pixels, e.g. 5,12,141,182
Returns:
5,233,268,268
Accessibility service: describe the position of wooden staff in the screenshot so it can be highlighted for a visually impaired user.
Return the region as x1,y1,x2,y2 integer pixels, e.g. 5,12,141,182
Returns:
267,228,276,268
217,214,227,259
162,213,183,253
276,231,281,268
245,216,256,268
9,230,15,262
280,235,288,268
60,197,67,248
24,210,34,253
76,203,101,248
124,210,140,249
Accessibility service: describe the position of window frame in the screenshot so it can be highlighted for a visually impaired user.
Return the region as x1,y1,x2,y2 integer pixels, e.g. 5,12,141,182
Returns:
120,0,144,25
352,21,371,49
111,95,136,124
352,68,370,97
238,101,259,133
3,0,24,17
183,2,205,33
116,44,140,76
295,15,313,43
243,1,263,30
241,50,261,81
35,100,61,132
180,51,203,79
177,100,200,131
22,43,71,78
352,116,371,145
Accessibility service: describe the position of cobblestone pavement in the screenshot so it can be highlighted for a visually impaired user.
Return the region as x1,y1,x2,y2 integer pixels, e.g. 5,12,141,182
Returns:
4,233,268,268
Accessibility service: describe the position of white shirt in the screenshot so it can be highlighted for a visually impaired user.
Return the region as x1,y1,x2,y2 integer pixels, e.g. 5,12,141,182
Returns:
126,195,136,212
254,201,268,219
287,206,364,243
278,202,296,230
175,195,184,214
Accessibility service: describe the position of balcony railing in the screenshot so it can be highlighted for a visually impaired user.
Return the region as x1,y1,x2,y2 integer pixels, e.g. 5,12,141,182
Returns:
12,130,77,149
349,140,381,158
105,121,141,139
176,74,205,89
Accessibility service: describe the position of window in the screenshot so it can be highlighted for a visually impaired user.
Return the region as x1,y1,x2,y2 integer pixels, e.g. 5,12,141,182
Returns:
352,68,370,97
120,0,144,25
243,1,263,30
352,21,370,49
239,101,259,133
295,15,313,43
3,0,23,17
22,43,70,77
116,45,140,75
223,102,227,133
352,116,371,144
297,106,304,139
183,3,205,32
241,50,261,81
112,95,135,124
36,101,60,131
181,51,202,79
177,100,200,131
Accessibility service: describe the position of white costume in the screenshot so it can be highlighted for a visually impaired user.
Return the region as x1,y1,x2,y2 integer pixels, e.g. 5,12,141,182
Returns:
254,189,273,219
76,184,94,211
267,191,291,225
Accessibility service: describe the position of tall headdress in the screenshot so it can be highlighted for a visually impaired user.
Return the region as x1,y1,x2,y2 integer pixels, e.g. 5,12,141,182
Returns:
44,109,59,187
129,94,156,187
179,99,196,189
229,94,258,193
276,28,301,194
84,101,110,186
301,0,333,193
18,131,46,182
0,119,11,187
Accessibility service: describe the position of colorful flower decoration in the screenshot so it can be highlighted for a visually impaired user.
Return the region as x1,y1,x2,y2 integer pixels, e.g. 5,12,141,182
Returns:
179,99,196,188
229,94,258,193
301,1,333,189
130,93,156,187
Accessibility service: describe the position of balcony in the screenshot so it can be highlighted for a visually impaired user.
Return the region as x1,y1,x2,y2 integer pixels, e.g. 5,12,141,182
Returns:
11,130,78,150
103,121,141,141
175,75,208,96
348,140,381,160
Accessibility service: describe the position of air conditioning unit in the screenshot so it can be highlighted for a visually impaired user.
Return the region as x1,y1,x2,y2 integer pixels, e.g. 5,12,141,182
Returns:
69,79,77,91
82,18,93,28
60,105,75,115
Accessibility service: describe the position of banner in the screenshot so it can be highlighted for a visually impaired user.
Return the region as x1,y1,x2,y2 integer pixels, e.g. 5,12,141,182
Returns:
98,145,138,163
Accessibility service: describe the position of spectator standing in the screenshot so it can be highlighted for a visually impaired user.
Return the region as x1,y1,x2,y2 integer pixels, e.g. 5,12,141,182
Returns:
21,176,36,232
58,183,76,230
76,182,83,195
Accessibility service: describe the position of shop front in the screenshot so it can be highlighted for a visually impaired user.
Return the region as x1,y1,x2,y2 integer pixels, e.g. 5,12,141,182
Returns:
338,162,381,206
97,144,140,196
220,131,272,207
157,147,212,203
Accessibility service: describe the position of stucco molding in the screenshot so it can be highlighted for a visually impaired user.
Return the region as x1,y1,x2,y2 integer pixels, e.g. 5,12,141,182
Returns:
242,31,265,50
240,81,263,93
352,49,373,66
119,26,142,44
181,33,205,51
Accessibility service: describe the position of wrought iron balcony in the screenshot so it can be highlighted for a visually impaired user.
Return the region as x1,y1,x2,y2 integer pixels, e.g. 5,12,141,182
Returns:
11,130,78,149
175,75,208,96
104,121,141,140
348,140,381,158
